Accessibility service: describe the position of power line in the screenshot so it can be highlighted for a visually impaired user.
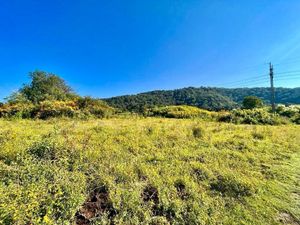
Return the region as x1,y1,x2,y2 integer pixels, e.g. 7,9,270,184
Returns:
273,56,300,65
277,74,300,79
221,74,267,86
273,59,300,67
275,76,300,81
275,69,300,75
216,61,300,87
228,80,270,88
221,66,292,86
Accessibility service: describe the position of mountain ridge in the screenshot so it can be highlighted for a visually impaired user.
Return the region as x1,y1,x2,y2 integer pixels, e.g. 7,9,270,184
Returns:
103,87,300,112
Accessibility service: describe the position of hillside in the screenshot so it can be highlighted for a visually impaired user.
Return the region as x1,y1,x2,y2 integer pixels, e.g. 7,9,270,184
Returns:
104,87,300,112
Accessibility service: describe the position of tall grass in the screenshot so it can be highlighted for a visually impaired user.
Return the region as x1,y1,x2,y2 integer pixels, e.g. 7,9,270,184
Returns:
0,118,299,224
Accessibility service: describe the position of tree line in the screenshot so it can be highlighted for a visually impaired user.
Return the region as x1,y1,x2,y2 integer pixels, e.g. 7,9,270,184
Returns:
104,87,300,112
1,71,299,119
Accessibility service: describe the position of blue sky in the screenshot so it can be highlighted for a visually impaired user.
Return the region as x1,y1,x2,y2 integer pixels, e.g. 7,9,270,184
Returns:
1,0,300,100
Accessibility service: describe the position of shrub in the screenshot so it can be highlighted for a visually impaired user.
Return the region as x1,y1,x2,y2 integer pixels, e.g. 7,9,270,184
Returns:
0,98,116,119
35,100,78,119
292,115,300,124
192,126,205,139
77,97,115,118
218,108,288,125
0,103,35,119
276,105,300,124
28,139,58,160
149,105,216,119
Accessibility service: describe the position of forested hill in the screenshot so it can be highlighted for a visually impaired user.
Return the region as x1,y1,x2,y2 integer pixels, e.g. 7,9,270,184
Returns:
104,87,300,112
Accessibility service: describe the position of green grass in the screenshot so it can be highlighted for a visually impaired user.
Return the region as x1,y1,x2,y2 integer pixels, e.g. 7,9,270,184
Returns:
0,118,299,225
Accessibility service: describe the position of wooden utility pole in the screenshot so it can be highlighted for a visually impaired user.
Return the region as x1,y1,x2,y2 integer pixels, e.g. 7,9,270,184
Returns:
269,62,275,113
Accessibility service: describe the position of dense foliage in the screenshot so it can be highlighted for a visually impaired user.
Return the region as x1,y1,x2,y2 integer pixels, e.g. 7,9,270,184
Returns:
217,108,288,125
276,104,300,124
217,87,300,104
0,72,115,119
104,87,237,112
0,118,299,224
242,96,263,109
0,98,114,119
146,105,300,125
104,87,300,112
147,105,217,119
7,71,77,104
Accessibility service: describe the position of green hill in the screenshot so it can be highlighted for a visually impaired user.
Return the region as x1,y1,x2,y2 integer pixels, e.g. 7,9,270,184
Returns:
104,87,300,112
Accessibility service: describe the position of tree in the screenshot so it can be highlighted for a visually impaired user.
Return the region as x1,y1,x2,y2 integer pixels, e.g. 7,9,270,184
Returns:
242,96,263,109
12,71,77,103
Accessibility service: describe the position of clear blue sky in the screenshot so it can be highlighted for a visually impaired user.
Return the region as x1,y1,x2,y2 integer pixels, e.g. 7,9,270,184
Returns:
1,0,300,100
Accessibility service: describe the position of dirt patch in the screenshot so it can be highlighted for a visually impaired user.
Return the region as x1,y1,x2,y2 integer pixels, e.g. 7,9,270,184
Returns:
142,185,159,204
278,212,300,225
75,186,117,225
175,181,189,200
142,185,160,215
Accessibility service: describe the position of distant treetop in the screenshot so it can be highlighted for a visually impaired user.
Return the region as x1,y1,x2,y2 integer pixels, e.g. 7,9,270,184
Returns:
242,96,263,109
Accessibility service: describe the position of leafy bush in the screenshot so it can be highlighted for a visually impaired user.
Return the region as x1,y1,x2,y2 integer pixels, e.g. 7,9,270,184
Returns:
148,105,216,119
276,104,300,124
218,108,288,125
292,114,300,124
77,97,115,118
192,126,205,139
28,139,58,160
0,103,35,119
0,98,115,119
34,100,78,119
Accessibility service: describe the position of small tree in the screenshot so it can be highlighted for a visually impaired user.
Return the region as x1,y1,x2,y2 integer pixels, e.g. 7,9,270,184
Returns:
242,96,263,109
7,71,77,104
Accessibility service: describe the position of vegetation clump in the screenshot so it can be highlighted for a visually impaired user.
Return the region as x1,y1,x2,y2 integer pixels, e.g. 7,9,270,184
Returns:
192,126,205,139
276,104,300,124
210,175,255,198
242,96,264,109
148,105,216,119
218,108,288,125
0,71,115,119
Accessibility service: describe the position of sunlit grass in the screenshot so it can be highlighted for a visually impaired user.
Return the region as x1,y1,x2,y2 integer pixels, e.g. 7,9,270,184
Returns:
0,118,299,224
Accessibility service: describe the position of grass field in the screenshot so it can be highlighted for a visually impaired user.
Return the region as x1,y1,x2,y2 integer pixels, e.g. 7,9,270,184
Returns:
0,118,299,225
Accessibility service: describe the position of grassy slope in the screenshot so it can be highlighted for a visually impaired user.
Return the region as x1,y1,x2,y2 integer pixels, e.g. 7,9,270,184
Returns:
0,118,299,225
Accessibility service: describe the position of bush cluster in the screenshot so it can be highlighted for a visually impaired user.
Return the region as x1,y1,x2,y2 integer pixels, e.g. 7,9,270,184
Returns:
218,108,289,125
276,104,300,124
147,105,217,119
0,97,115,119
